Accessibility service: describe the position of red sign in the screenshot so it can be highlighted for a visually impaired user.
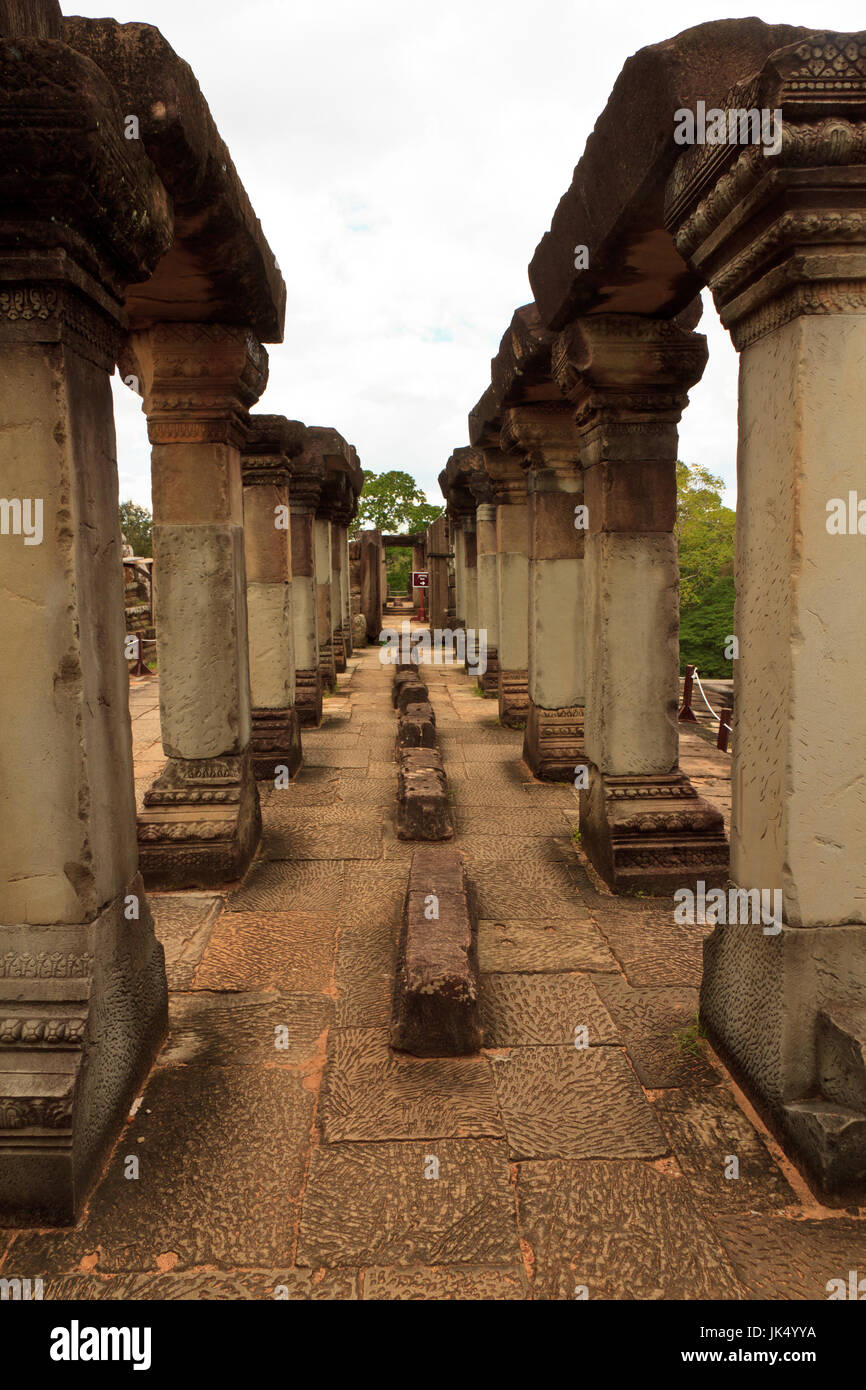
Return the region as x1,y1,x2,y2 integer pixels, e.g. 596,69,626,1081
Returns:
412,571,429,587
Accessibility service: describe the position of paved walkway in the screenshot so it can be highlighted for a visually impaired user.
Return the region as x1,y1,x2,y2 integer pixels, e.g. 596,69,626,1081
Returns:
2,645,864,1299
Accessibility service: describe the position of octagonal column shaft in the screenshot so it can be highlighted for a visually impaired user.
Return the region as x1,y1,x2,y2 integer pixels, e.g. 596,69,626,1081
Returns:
129,324,266,890
289,461,324,727
315,513,336,690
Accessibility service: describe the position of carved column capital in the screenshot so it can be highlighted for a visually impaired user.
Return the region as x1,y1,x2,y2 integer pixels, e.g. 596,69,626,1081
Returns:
664,32,866,349
124,323,269,447
500,400,582,481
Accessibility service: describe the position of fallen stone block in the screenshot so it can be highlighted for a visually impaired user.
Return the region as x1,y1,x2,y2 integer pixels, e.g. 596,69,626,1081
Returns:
391,847,482,1056
394,678,429,713
397,702,437,748
396,752,452,840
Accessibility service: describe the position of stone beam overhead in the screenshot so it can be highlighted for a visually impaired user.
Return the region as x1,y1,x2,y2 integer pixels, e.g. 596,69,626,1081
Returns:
62,16,286,342
490,303,558,407
527,18,811,329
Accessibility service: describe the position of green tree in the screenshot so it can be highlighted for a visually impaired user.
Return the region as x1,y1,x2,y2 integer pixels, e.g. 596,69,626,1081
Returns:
385,548,412,594
353,470,442,537
676,462,735,678
119,500,153,557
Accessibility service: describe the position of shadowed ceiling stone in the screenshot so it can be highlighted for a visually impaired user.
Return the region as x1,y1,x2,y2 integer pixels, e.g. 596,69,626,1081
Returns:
62,16,286,340
528,18,812,327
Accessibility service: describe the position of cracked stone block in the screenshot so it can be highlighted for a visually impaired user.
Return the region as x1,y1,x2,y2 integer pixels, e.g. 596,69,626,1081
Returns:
397,704,437,748
491,1045,668,1160
481,972,619,1047
518,1159,744,1300
297,1140,520,1268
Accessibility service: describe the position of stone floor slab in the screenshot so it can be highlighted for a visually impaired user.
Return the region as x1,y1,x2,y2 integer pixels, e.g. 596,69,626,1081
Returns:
39,1269,358,1299
477,918,618,974
651,1086,799,1215
481,972,619,1047
149,893,222,990
226,860,344,913
469,860,589,920
8,1068,314,1274
320,1028,502,1141
492,1045,668,1160
518,1159,744,1299
362,1264,527,1299
590,907,708,988
297,1140,519,1268
163,991,330,1067
194,912,338,992
712,1213,866,1300
593,976,717,1088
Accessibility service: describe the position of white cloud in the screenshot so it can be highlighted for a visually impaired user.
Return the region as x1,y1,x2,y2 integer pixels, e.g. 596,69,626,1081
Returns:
91,0,865,514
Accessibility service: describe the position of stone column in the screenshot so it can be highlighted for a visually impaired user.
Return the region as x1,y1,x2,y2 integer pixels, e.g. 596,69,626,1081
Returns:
482,454,530,727
359,529,383,642
555,314,727,891
288,452,324,727
501,402,585,779
664,32,866,1195
0,29,171,1222
462,515,478,645
241,415,305,779
469,464,500,697
451,517,467,628
315,510,336,691
340,527,353,656
129,324,266,890
330,519,347,673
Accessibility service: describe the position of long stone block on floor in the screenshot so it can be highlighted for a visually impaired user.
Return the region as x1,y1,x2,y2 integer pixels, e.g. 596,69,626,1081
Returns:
391,846,482,1056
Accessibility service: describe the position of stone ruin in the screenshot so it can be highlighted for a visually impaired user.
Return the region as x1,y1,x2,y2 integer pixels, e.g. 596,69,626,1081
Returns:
1,0,866,1222
0,0,361,1223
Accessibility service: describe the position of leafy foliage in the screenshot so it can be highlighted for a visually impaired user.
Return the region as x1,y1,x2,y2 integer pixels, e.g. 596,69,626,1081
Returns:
386,548,412,594
119,500,153,557
676,462,735,678
353,470,442,537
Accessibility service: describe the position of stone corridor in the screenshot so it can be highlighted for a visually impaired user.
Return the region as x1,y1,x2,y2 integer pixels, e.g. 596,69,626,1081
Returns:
1,643,863,1301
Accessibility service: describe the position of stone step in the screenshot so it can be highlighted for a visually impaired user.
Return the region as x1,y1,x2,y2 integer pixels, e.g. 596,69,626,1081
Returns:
817,1002,866,1111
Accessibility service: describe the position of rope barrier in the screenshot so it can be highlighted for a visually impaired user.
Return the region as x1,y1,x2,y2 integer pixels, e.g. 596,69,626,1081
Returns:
691,668,722,723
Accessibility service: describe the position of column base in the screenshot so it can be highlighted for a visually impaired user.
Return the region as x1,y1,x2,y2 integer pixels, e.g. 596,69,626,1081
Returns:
702,920,866,1201
477,647,499,697
579,765,728,894
318,640,336,692
0,875,167,1226
498,668,529,728
138,753,261,890
295,669,323,727
523,702,585,781
333,628,347,673
251,706,302,781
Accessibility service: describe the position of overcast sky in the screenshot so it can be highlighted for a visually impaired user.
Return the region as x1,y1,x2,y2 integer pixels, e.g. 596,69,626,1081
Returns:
71,0,865,514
